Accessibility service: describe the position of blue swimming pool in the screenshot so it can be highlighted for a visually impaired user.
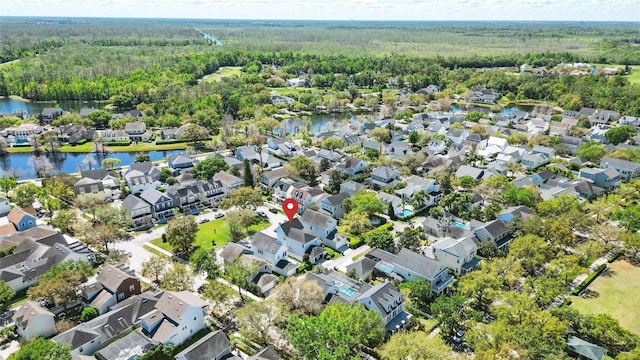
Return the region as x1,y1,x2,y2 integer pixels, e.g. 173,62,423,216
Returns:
337,285,357,296
401,209,414,217
451,221,467,229
377,262,394,273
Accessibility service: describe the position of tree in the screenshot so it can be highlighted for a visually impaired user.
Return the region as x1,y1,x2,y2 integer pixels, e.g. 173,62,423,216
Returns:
319,158,331,172
8,338,71,360
50,209,78,235
39,195,60,218
141,255,170,283
431,294,480,342
370,128,391,143
287,156,318,185
0,281,14,311
220,187,263,210
337,210,371,236
388,201,396,220
477,239,503,258
165,216,198,255
364,147,379,160
27,155,54,178
225,208,257,236
378,330,454,360
577,142,607,162
161,263,194,291
75,193,106,218
363,226,394,250
225,259,257,300
285,302,385,360
80,307,98,322
243,159,254,188
605,125,636,145
28,260,92,309
101,157,121,170
87,109,112,129
12,183,41,208
274,276,324,317
0,176,17,195
536,193,582,218
350,191,385,217
456,270,501,312
190,248,221,279
458,175,476,188
403,279,433,312
76,221,126,253
200,281,235,317
41,131,60,153
397,227,421,252
408,130,420,144
234,299,280,345
192,157,229,180
325,170,344,195
179,123,209,146
501,186,537,207
321,137,345,151
508,234,554,275
135,154,151,163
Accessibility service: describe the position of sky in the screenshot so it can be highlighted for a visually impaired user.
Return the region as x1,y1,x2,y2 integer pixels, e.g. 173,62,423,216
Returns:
1,0,639,21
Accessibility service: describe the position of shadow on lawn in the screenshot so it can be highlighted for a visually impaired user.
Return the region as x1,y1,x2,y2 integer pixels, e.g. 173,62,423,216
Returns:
580,289,600,299
600,269,616,278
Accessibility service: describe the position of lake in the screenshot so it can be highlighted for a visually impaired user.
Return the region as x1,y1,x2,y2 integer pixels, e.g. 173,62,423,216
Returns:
0,150,184,179
0,97,106,116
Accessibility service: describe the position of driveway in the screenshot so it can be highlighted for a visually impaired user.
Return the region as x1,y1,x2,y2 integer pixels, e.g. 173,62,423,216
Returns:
323,245,371,273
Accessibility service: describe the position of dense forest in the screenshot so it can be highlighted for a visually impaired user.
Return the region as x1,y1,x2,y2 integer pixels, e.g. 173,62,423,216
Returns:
0,18,639,116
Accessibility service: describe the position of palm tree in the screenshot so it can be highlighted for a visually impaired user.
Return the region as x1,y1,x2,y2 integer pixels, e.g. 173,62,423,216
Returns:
412,190,428,210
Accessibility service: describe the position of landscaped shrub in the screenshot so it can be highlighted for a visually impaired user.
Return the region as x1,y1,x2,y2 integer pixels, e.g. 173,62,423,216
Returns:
104,140,132,146
608,251,623,263
572,264,608,295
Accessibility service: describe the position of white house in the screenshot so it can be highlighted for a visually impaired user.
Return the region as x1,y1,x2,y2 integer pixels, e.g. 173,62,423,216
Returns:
123,169,161,194
431,237,480,276
0,197,11,216
300,209,346,250
477,136,508,159
13,301,56,340
274,218,324,262
149,291,209,346
249,232,290,275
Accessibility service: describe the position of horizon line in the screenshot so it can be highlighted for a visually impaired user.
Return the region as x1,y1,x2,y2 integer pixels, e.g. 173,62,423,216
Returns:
1,15,638,23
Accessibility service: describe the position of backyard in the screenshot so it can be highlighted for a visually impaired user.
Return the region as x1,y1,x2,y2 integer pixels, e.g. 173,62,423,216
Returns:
571,260,640,335
150,217,270,253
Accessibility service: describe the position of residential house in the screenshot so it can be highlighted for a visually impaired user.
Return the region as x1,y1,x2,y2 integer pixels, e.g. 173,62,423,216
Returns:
270,95,294,105
249,232,295,276
174,330,237,360
96,130,130,143
474,219,511,249
212,171,244,196
7,207,37,232
319,192,350,220
139,188,175,221
591,109,620,125
376,192,404,217
455,165,484,180
521,153,551,170
82,264,142,315
41,108,63,122
74,177,105,196
619,116,640,127
0,197,11,216
430,237,480,276
367,248,453,295
346,257,377,282
529,169,557,186
79,107,97,118
386,141,414,160
496,145,526,164
426,138,446,154
149,291,208,346
589,124,611,144
124,122,150,142
248,347,282,360
123,169,161,194
13,301,56,340
218,243,252,268
498,205,533,223
560,136,583,155
369,165,401,189
566,335,607,360
166,186,201,214
122,195,153,229
129,162,162,181
335,156,368,177
300,208,346,251
193,180,225,207
274,219,324,263
94,331,157,360
0,123,43,143
168,154,194,170
236,146,262,165
476,136,508,159
316,149,342,162
526,118,549,134
306,270,411,334
395,176,442,208
124,110,146,121
600,157,640,182
579,167,621,190
260,168,288,190
445,128,469,145
53,292,160,356
0,225,94,292
340,181,366,196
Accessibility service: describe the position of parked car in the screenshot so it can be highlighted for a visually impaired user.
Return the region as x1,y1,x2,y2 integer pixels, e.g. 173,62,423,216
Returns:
257,211,269,220
198,218,210,224
214,212,224,219
453,329,466,343
268,208,278,214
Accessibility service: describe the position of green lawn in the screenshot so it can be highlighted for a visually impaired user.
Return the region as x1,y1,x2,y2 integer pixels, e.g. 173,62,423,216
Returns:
59,142,94,152
7,146,34,153
571,260,640,335
591,64,640,85
150,218,270,254
201,66,243,83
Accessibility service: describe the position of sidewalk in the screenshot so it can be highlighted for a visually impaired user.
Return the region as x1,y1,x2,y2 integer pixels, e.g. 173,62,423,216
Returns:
216,278,263,302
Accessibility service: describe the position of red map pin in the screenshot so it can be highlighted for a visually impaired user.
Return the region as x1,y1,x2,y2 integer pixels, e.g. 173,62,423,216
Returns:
282,198,299,222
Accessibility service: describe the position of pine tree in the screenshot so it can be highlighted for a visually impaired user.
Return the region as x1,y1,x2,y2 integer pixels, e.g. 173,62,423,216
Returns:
243,159,254,188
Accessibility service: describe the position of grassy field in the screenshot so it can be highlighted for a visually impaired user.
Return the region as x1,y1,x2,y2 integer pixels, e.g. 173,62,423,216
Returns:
150,217,269,253
106,142,188,152
59,142,94,152
571,260,640,335
591,64,640,85
201,66,243,83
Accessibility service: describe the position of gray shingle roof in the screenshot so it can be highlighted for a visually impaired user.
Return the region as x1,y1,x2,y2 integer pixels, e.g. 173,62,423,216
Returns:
174,330,231,360
394,248,448,280
122,195,150,212
300,209,332,229
251,232,282,255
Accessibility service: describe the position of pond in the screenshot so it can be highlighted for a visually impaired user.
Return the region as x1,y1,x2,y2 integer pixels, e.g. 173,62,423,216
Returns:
0,150,184,179
0,97,106,116
277,113,379,136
